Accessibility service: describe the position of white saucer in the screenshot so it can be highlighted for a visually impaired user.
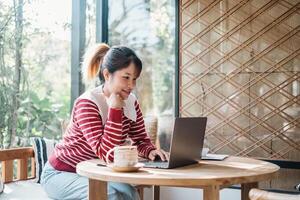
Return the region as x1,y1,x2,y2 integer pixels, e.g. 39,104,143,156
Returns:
107,163,144,172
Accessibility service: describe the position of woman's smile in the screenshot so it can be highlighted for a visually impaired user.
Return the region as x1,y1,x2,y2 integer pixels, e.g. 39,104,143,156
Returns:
121,89,131,98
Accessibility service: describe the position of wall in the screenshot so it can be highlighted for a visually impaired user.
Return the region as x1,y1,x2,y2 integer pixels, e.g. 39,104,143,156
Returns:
179,0,300,190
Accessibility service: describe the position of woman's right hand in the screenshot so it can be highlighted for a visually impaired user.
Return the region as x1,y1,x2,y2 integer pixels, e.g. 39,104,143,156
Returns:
107,93,125,109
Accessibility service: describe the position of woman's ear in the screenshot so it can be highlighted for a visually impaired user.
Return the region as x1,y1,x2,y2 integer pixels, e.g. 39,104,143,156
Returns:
103,68,110,82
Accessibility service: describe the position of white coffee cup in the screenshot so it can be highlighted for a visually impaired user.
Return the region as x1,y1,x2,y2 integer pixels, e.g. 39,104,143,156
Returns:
105,146,138,167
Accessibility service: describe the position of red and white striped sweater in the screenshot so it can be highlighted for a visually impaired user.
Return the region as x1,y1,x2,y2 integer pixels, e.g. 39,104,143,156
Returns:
49,98,156,172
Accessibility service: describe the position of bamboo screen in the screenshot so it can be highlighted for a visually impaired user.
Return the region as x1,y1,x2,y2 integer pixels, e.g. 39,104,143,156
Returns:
179,0,300,161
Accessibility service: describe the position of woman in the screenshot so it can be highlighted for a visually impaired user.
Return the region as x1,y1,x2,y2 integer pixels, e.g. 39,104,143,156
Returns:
41,43,169,200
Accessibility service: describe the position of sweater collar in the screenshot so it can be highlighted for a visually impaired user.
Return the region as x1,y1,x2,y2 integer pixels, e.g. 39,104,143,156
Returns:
80,85,137,123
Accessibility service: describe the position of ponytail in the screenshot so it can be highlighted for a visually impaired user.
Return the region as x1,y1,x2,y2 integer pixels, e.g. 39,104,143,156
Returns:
82,43,110,83
82,43,142,84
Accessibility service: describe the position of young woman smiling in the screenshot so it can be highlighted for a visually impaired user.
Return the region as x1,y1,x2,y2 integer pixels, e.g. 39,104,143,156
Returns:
40,44,169,200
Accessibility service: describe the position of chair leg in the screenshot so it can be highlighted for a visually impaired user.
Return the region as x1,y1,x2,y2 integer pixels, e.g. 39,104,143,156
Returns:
136,185,158,200
137,187,144,200
153,185,160,200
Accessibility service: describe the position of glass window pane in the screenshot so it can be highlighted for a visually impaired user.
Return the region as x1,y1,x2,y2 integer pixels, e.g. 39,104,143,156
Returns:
86,0,96,49
108,0,175,150
0,1,71,147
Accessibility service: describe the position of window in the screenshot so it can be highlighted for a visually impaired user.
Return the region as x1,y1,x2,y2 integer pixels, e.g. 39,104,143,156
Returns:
0,0,71,148
108,0,176,150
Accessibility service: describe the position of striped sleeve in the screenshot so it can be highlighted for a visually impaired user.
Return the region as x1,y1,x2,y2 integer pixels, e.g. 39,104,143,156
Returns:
73,99,125,162
128,101,156,158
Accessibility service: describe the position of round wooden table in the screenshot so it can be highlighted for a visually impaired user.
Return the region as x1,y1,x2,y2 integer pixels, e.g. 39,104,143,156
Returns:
76,156,279,200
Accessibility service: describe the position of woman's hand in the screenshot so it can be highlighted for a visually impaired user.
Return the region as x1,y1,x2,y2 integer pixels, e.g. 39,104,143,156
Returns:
148,149,169,161
107,93,125,109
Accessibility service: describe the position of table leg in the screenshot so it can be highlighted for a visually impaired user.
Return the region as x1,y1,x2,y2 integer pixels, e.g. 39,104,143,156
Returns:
89,179,107,200
153,185,160,200
241,182,258,200
203,185,220,200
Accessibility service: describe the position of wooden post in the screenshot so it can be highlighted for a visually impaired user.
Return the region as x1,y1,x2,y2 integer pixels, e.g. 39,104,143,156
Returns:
153,185,160,200
241,182,258,200
17,158,28,180
89,179,107,200
2,160,14,183
203,185,220,200
31,157,36,178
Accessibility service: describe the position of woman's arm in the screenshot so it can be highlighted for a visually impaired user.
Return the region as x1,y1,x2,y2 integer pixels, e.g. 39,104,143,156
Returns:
73,99,126,161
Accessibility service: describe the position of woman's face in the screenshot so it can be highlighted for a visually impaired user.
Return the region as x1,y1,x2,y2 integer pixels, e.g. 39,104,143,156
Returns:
104,62,139,100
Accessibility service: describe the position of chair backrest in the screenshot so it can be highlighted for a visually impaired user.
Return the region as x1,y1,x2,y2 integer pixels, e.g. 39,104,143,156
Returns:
0,147,35,183
143,116,158,146
60,119,69,136
249,188,300,200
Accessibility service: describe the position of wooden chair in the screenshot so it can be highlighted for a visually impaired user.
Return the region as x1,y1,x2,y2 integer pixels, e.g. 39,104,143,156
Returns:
0,147,35,183
0,116,159,199
249,188,300,200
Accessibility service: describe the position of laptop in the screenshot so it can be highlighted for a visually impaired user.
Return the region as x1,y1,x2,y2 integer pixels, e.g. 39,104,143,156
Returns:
141,117,207,169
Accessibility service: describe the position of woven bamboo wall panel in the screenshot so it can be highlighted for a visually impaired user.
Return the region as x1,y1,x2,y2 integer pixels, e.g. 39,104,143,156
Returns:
179,0,300,161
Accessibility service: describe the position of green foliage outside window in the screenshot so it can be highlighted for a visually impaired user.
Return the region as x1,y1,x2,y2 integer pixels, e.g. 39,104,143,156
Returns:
0,1,70,148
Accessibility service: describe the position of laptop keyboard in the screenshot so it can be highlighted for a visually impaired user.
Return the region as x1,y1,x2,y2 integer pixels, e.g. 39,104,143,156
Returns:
141,161,169,168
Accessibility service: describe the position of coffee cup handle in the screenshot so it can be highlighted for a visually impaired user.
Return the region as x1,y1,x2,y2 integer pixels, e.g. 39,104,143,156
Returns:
105,147,115,165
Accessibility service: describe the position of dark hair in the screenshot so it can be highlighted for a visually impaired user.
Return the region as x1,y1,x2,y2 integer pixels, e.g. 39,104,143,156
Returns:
82,43,142,83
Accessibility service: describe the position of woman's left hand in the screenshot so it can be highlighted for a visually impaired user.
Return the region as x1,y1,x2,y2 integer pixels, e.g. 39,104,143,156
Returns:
148,149,169,161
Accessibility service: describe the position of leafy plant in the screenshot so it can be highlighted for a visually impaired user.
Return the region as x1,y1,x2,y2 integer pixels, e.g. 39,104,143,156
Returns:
0,1,70,148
